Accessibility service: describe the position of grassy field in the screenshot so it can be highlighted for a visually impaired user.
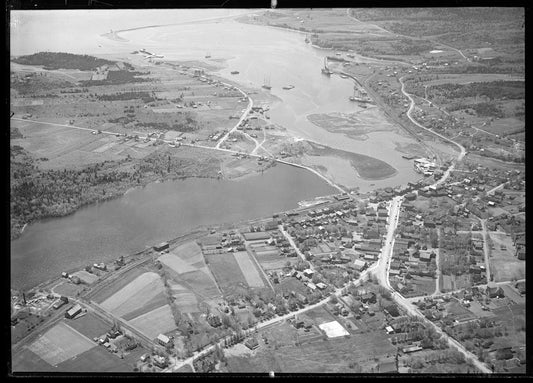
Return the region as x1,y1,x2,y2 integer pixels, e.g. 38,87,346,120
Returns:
227,321,397,373
488,232,524,282
121,293,169,321
158,252,198,274
169,282,199,313
233,251,265,288
407,276,435,297
90,265,151,303
307,142,398,181
254,249,287,272
27,322,96,366
71,270,99,285
128,304,177,340
65,312,112,339
100,271,166,318
178,269,221,300
205,252,249,295
173,241,204,263
11,347,56,372
54,345,133,372
275,277,308,296
51,281,85,298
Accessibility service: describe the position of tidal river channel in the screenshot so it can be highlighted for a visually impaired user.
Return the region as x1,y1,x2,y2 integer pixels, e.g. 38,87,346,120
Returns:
11,165,336,290
11,9,420,289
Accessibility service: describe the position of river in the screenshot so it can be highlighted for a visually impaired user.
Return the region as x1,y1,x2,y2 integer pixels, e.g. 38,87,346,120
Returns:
11,9,421,289
10,164,336,290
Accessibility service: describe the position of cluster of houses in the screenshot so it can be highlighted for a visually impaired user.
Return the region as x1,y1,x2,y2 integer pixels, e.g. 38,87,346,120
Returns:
199,231,246,255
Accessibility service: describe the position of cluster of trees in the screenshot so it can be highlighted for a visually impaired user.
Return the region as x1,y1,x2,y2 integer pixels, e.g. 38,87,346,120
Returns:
81,70,151,86
12,52,116,71
430,81,524,101
96,91,155,103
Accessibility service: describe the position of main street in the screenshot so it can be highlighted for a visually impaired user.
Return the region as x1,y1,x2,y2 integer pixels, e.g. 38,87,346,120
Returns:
374,196,492,374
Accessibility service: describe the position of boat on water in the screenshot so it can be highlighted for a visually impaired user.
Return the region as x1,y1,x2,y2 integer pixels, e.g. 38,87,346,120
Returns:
321,57,332,76
340,74,348,79
282,85,295,90
262,75,272,90
205,52,211,58
231,71,239,75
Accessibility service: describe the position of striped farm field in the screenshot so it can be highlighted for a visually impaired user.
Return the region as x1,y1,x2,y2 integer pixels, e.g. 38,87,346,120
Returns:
233,251,265,288
173,241,204,263
99,272,166,318
90,265,150,303
27,322,96,366
158,252,197,274
169,282,198,313
179,268,221,300
128,304,177,340
205,252,248,295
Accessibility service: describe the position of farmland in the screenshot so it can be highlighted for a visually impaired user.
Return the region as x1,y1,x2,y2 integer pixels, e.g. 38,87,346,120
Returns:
129,304,177,340
487,232,524,282
233,251,265,288
27,321,96,366
204,252,249,296
99,271,166,318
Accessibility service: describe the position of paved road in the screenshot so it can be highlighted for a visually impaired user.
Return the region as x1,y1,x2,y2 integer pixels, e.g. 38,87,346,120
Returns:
399,76,466,188
375,196,492,373
346,8,468,62
278,225,314,270
215,86,253,149
478,218,492,282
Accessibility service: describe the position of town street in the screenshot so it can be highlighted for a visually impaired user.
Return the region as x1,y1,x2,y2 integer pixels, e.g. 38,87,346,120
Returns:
374,195,492,373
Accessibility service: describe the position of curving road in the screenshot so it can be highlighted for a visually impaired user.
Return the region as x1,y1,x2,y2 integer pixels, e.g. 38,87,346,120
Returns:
399,76,466,187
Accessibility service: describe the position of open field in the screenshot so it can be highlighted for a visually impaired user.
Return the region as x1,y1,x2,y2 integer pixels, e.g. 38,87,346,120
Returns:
205,252,249,295
100,272,166,318
12,347,56,372
27,322,96,366
227,321,397,373
407,276,435,297
65,313,112,340
10,119,157,170
128,304,177,340
89,265,152,304
71,270,99,285
54,345,133,372
488,232,524,282
233,251,265,288
52,281,85,297
121,293,169,321
173,241,204,263
158,252,197,274
254,250,287,271
306,142,398,181
169,282,199,313
178,269,221,300
275,277,308,296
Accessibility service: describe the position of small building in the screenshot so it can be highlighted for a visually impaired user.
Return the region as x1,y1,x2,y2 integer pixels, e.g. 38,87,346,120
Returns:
385,325,395,334
157,333,173,347
153,242,169,252
402,345,423,354
515,281,525,295
316,282,327,290
65,304,82,319
152,355,168,368
353,259,367,271
244,337,259,350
